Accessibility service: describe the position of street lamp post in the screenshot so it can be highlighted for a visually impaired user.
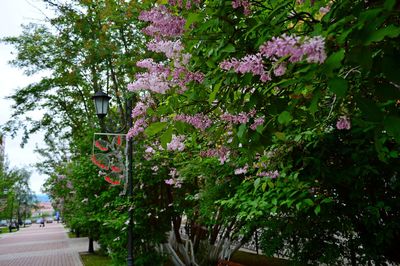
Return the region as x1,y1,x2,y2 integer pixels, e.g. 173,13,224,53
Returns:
92,91,134,266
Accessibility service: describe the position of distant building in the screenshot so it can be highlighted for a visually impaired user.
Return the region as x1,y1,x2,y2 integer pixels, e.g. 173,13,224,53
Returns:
32,202,54,217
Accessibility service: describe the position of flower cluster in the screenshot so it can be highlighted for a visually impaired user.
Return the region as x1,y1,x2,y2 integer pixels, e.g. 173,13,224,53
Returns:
126,118,148,140
232,0,251,16
128,59,171,94
165,167,182,188
147,40,184,59
220,54,271,82
131,102,148,119
220,109,256,124
175,113,213,131
250,116,265,130
138,6,185,38
168,0,201,9
336,116,351,130
260,34,326,64
220,109,265,130
167,135,186,151
200,146,231,164
165,178,183,188
257,170,279,179
221,34,326,81
128,6,204,95
234,164,249,175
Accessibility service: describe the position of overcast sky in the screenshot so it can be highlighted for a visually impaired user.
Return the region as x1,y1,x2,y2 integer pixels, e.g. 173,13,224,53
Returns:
0,0,51,194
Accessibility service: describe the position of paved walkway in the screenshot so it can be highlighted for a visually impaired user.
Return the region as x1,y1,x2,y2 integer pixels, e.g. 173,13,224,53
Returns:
0,223,97,266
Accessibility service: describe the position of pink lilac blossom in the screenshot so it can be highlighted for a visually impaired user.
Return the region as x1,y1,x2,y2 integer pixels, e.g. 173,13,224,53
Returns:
66,181,73,189
165,178,183,188
219,53,271,82
169,0,201,9
128,72,171,94
259,34,326,64
336,116,351,130
200,147,230,164
167,135,186,151
174,113,213,131
131,102,148,118
273,63,287,77
319,6,330,15
126,118,147,140
220,109,256,124
129,58,203,94
169,168,178,178
301,36,327,64
234,164,249,175
147,40,184,59
257,170,279,178
250,116,265,130
232,0,251,15
145,146,155,154
138,6,186,38
144,146,156,160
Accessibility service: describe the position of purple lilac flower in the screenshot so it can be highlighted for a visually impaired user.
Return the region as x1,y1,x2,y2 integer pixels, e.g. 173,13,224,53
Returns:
147,40,184,59
220,53,270,82
131,102,148,118
200,147,231,164
139,6,186,38
232,0,251,15
273,63,287,77
257,170,279,179
336,116,351,130
175,113,213,131
234,164,249,175
259,34,326,64
250,116,265,130
126,118,147,140
167,135,185,151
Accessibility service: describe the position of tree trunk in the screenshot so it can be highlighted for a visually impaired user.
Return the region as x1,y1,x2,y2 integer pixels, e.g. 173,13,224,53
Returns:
88,237,94,253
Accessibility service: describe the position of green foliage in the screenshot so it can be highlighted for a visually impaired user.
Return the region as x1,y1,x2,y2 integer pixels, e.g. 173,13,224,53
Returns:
5,0,400,265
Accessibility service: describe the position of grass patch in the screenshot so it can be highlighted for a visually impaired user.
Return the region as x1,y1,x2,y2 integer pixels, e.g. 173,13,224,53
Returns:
80,252,112,266
231,250,289,266
68,231,77,238
0,227,9,234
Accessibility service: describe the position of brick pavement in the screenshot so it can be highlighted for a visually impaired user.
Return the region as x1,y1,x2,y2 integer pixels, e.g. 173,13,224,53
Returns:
0,223,97,266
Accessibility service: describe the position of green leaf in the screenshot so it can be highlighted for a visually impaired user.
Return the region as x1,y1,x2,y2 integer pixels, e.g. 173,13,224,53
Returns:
261,182,267,191
384,116,400,143
321,198,333,204
144,122,167,136
303,198,314,206
365,25,400,45
328,77,348,97
278,111,292,125
324,49,345,74
254,178,261,190
209,81,222,103
314,205,321,215
274,132,286,140
384,0,396,10
220,43,236,54
185,13,200,30
356,97,383,122
237,124,247,139
272,198,277,205
160,127,173,149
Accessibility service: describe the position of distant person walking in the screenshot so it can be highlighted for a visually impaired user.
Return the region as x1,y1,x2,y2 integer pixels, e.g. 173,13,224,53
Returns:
39,218,45,227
